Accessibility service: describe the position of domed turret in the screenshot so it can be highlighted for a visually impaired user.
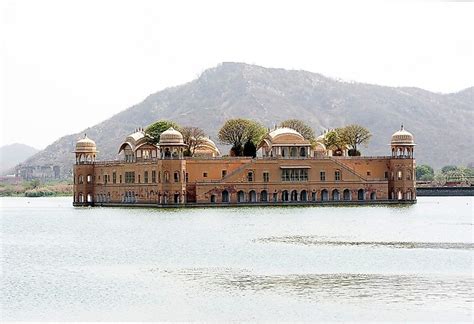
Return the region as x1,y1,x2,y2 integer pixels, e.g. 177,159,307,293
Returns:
75,134,97,163
390,125,415,158
159,127,184,145
391,125,414,145
159,127,186,159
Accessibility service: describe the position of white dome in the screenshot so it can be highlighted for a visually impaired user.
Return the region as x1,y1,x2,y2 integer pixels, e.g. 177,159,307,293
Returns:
75,134,97,153
391,126,414,145
159,127,184,145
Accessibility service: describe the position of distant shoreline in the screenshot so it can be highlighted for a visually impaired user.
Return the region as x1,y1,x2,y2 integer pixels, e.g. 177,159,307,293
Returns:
417,187,474,196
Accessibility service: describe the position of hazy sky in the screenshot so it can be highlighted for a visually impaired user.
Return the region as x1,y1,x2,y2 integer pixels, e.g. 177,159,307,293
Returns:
1,0,473,149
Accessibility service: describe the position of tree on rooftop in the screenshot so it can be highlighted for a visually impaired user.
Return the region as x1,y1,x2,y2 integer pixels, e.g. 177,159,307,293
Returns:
323,129,346,155
146,120,180,144
339,124,371,156
180,126,207,157
218,119,266,156
279,119,315,141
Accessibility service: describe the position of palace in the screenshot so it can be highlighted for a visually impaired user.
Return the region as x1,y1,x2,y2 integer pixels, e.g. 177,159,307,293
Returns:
73,125,416,207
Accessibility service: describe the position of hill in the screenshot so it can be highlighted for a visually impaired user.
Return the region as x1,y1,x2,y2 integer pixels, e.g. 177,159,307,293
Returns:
23,62,473,177
0,143,39,175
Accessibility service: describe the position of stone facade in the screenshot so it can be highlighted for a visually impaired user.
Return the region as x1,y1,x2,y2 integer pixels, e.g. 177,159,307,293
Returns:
73,127,417,207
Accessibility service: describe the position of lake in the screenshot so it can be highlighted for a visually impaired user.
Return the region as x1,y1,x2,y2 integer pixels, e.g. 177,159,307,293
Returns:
1,196,473,321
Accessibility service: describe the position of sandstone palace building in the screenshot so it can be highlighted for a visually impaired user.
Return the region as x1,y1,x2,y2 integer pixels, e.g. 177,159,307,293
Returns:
73,126,416,207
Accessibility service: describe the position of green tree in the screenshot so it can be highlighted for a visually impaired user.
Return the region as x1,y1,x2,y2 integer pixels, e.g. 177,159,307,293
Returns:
323,129,346,155
218,119,266,156
243,139,257,158
416,164,434,181
180,126,207,156
279,119,315,141
441,165,458,174
145,120,180,144
339,124,372,156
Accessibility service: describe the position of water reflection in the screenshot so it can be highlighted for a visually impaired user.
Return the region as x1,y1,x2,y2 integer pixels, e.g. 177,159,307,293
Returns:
256,236,474,250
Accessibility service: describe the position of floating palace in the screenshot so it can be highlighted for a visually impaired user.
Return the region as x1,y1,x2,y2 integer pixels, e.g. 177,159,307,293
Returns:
73,126,416,207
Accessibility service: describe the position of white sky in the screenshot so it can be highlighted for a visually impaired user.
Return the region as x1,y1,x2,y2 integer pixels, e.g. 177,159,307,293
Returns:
1,0,473,149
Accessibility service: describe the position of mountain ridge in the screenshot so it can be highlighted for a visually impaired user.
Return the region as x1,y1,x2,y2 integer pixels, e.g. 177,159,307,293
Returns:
22,62,474,177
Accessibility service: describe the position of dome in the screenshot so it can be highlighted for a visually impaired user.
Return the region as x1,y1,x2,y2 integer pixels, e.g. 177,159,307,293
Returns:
268,127,305,141
159,127,185,145
195,137,220,156
313,142,326,152
391,125,415,145
75,134,97,153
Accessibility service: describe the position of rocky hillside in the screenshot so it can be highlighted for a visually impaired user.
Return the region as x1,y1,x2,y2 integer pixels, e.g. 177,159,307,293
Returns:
25,62,473,177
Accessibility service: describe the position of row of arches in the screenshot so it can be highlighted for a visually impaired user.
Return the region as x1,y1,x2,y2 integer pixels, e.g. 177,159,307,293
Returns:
391,189,415,200
211,188,375,203
75,192,92,203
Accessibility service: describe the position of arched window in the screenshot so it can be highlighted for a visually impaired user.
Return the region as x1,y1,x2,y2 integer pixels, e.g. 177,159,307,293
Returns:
321,189,329,201
222,190,229,203
78,175,83,184
247,171,254,182
282,190,289,202
237,190,245,203
290,147,297,157
290,190,298,202
358,189,365,201
210,194,216,203
397,170,403,180
164,171,169,183
397,190,403,200
260,190,268,202
300,190,307,202
87,193,93,203
370,192,376,200
343,189,351,201
249,190,256,202
311,191,317,201
174,171,180,182
332,189,340,201
87,174,92,183
300,147,306,157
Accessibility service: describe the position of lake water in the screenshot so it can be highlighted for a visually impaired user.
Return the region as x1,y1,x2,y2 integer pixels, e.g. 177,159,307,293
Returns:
1,196,473,321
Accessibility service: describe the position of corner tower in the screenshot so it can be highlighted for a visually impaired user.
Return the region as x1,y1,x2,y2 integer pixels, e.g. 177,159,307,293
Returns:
158,128,187,204
73,134,97,206
389,125,416,201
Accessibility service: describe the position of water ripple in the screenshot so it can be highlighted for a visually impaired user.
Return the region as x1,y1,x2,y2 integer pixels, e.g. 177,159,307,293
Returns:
255,236,474,250
156,268,474,307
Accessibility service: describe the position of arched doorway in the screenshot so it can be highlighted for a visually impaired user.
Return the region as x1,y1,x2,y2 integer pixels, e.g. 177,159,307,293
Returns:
332,189,340,201
282,190,289,202
290,190,298,202
343,189,351,201
222,190,229,203
358,189,365,201
300,190,307,202
237,190,245,203
260,190,268,202
210,194,216,203
321,189,329,201
370,192,376,200
249,190,257,202
397,190,403,200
